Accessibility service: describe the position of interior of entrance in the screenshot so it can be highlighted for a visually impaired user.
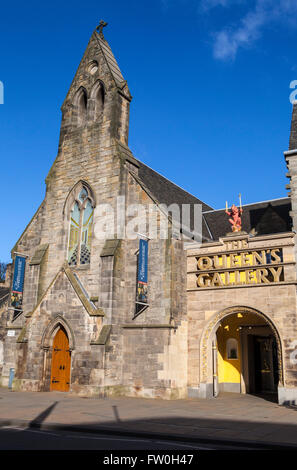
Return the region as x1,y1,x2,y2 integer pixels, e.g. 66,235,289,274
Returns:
215,312,279,401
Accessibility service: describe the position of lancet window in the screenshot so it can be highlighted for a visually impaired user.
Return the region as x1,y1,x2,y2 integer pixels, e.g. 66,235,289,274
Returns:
67,186,94,266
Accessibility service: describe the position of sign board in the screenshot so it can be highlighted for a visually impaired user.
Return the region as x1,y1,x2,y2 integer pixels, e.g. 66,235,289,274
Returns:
194,241,285,288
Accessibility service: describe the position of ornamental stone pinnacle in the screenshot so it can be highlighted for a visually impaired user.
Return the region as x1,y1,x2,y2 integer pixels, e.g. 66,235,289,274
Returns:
96,20,108,39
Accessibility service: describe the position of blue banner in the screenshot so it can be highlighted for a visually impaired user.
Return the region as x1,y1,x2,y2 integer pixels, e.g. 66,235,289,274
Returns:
11,255,26,312
12,256,26,293
136,239,148,304
138,239,148,284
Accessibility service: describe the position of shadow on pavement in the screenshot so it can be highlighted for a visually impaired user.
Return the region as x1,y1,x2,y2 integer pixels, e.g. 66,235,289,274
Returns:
23,408,297,449
28,401,59,428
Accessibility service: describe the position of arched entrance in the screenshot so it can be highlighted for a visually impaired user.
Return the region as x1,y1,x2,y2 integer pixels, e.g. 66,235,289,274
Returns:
50,327,71,392
200,306,283,402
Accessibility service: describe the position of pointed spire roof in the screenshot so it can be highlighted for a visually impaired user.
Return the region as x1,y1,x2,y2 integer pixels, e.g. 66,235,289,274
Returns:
61,22,131,109
93,20,131,98
94,31,126,89
289,103,297,150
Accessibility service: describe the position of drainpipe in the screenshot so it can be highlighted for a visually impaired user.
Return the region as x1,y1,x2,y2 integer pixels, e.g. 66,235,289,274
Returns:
212,340,218,397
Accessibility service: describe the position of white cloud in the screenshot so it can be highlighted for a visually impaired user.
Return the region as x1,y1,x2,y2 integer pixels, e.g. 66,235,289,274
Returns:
211,0,297,60
160,0,297,60
200,0,244,11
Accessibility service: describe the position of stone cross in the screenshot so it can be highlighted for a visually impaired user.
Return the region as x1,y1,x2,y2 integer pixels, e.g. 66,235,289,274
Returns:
96,20,108,38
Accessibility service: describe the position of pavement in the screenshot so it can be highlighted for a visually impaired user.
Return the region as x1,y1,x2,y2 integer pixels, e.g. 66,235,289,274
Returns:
0,387,297,449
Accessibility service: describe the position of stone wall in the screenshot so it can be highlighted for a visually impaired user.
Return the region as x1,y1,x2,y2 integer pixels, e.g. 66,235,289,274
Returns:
186,232,297,404
1,30,188,398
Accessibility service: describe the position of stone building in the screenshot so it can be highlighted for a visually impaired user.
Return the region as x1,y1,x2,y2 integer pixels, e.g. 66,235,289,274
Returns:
1,24,297,405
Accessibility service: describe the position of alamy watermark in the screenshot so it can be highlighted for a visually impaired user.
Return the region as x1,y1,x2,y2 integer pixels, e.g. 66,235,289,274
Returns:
92,197,203,243
0,81,3,104
290,80,297,104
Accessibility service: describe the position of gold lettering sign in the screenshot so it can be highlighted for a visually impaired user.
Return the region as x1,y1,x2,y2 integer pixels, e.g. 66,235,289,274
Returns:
195,247,284,288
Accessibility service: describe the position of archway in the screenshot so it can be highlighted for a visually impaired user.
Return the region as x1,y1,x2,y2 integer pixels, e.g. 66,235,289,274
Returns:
50,326,71,392
200,306,283,402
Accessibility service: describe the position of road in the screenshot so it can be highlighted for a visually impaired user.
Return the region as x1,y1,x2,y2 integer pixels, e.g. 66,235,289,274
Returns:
0,425,214,450
0,426,286,468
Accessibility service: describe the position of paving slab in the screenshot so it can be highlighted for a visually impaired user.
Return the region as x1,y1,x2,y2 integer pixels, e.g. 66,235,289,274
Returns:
0,388,297,448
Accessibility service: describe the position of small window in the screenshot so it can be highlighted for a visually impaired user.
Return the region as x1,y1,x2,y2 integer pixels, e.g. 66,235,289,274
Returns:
226,338,238,360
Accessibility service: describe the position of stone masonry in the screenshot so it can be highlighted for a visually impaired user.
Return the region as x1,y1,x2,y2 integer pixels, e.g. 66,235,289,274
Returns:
1,26,297,405
0,27,188,398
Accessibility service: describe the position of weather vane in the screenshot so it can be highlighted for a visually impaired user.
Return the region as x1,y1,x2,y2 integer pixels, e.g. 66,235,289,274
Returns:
96,20,108,39
225,194,243,232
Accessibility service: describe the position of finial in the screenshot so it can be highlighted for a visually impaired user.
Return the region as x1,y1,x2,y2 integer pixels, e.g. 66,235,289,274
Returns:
96,20,108,39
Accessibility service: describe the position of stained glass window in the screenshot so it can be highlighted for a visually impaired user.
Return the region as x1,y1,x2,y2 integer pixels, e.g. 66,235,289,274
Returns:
68,202,80,266
78,188,88,202
67,186,94,266
80,200,93,265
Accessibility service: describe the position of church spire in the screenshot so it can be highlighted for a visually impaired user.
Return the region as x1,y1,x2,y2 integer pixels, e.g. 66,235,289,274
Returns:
57,22,132,153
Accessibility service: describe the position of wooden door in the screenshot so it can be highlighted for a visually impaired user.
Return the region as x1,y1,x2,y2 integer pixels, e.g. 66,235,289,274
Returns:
50,327,71,392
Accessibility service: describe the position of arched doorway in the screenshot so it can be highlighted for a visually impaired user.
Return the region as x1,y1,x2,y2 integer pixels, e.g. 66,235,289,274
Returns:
200,306,283,402
50,327,71,392
215,311,279,400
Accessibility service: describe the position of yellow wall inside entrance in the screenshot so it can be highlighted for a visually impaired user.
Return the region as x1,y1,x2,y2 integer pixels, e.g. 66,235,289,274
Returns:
217,318,241,384
216,312,267,385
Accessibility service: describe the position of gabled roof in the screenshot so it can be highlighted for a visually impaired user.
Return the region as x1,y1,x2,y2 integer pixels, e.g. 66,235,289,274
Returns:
203,197,292,241
135,160,213,240
137,161,212,212
26,263,104,319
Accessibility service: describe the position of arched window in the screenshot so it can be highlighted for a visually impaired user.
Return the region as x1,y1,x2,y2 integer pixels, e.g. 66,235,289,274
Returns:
75,88,87,126
226,338,238,360
90,80,105,122
67,185,94,266
94,84,104,121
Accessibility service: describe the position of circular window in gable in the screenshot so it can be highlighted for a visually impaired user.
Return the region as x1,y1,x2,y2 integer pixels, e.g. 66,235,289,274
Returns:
87,60,98,75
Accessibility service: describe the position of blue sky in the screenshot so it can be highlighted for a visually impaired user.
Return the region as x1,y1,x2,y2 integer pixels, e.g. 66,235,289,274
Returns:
1,0,297,261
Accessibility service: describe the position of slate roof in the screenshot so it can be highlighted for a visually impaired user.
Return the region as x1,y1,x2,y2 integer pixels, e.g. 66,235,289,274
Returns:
203,197,292,241
138,162,212,212
136,161,213,239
